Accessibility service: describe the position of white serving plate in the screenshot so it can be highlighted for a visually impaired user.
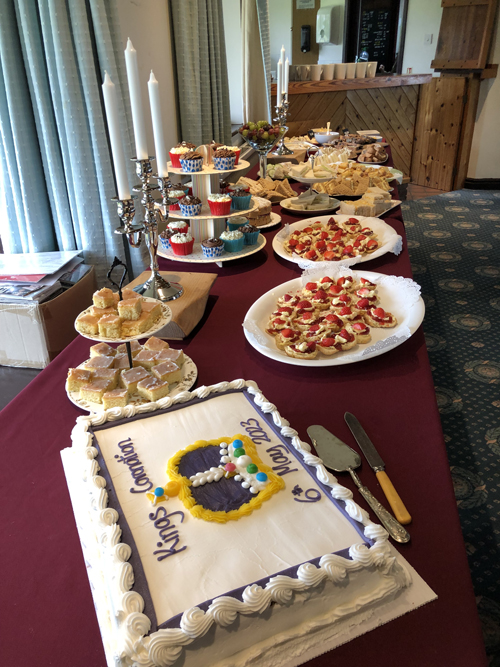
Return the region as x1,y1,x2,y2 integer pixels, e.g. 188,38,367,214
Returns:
75,298,172,343
66,355,197,413
166,159,251,176
272,214,400,267
243,271,425,367
290,173,335,185
280,196,341,215
157,235,267,265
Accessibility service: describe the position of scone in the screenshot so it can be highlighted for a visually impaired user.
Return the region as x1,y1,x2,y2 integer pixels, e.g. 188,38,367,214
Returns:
363,307,397,328
284,341,318,360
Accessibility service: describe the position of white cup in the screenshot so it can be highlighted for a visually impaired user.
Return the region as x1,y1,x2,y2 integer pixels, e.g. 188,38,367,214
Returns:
289,64,299,81
346,63,356,79
298,65,311,81
310,65,323,81
356,62,367,78
334,63,347,79
367,61,378,77
322,64,334,80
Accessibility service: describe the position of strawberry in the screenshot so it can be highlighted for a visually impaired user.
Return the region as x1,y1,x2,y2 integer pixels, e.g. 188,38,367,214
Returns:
283,294,293,302
367,240,378,249
315,240,326,250
320,231,329,240
329,285,343,295
352,322,368,332
373,308,386,318
357,298,370,308
338,294,350,303
304,249,317,260
273,318,286,325
305,282,317,291
320,337,335,347
303,238,312,247
308,324,321,332
339,328,350,339
338,307,352,316
297,300,312,309
278,307,293,315
295,243,306,252
282,328,295,338
348,217,359,224
343,245,354,255
303,227,313,233
307,342,316,351
321,276,333,284
288,238,298,247
323,251,336,261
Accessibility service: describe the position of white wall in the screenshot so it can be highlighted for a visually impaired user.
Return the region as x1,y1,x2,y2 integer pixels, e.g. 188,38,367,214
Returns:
468,11,500,179
401,0,442,75
222,0,243,124
269,0,293,67
116,0,178,153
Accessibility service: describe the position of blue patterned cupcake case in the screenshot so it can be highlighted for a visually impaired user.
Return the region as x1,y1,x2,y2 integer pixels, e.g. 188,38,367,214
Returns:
230,193,252,211
180,157,203,173
202,245,224,258
213,155,236,171
179,203,202,217
159,236,172,251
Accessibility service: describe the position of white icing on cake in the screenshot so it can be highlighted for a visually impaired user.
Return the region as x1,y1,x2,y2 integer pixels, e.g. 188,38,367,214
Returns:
69,380,411,666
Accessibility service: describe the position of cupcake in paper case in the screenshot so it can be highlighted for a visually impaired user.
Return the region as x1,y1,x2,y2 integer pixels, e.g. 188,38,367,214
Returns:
227,215,248,232
165,188,186,211
167,219,190,235
169,142,196,168
230,190,252,211
170,231,195,256
219,145,241,165
240,224,260,245
228,183,250,194
178,195,202,217
219,180,230,193
201,237,224,259
179,151,204,173
159,229,174,251
207,193,232,216
212,148,236,171
220,229,245,253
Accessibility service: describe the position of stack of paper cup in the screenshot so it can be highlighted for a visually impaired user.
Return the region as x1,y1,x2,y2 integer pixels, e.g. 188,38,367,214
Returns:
356,62,367,78
346,63,356,79
335,63,347,79
367,62,378,77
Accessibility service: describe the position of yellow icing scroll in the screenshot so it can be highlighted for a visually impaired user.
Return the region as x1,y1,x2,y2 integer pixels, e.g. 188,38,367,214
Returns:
167,434,285,523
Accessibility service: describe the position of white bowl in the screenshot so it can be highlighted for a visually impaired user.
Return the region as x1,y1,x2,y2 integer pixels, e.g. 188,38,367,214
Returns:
314,130,340,144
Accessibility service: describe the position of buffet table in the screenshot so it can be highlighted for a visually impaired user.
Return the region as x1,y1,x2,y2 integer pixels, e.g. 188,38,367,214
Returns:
0,156,487,667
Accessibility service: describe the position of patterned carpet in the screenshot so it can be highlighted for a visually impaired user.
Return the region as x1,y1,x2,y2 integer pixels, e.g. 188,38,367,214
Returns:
404,190,500,665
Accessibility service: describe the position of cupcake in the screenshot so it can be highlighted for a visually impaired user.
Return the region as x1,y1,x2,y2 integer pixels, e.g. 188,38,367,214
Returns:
207,193,232,216
219,180,230,193
169,142,196,168
201,237,224,259
167,220,189,235
179,151,203,173
159,229,174,251
228,183,250,194
240,224,260,245
220,229,245,253
212,148,236,171
227,215,248,232
170,231,195,256
220,145,241,165
230,190,252,211
165,188,187,211
178,195,202,217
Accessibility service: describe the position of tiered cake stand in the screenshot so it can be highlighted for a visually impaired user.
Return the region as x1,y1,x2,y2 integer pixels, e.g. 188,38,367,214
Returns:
157,160,267,267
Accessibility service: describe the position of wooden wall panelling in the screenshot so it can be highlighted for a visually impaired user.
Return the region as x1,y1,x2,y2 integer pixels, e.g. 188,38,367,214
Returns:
411,77,467,190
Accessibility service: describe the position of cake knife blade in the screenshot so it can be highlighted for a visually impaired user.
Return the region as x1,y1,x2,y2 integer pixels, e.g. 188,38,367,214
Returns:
307,425,410,543
344,412,412,525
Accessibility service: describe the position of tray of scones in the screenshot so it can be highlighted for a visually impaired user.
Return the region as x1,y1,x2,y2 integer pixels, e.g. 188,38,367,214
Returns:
75,287,171,342
66,336,197,412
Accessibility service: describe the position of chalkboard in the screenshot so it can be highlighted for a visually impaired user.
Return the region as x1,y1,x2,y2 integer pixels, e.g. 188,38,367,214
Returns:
359,9,394,72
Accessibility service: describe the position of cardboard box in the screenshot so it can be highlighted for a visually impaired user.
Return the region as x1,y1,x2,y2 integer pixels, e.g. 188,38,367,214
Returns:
0,266,97,369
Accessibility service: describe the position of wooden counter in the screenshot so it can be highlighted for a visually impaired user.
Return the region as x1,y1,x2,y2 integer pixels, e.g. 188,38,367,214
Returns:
273,75,432,178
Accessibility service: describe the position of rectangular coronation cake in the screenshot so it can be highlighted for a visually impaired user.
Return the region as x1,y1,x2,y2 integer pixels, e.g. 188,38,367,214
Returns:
66,380,411,667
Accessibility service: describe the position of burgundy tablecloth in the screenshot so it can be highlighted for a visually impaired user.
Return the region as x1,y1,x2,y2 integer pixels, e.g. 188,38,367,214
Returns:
0,158,487,667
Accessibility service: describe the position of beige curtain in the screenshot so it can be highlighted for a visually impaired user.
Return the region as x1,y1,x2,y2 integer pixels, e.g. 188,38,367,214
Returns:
242,0,270,123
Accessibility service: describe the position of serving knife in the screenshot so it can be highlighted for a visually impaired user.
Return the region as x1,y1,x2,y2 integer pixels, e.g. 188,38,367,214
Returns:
345,413,412,525
307,425,410,544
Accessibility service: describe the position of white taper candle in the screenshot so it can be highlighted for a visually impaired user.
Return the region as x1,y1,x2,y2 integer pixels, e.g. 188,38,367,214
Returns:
284,58,289,99
102,71,131,200
277,59,283,106
124,38,148,160
147,71,168,177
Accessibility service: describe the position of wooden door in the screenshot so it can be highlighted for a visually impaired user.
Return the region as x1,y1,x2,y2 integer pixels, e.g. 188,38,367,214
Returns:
411,77,466,190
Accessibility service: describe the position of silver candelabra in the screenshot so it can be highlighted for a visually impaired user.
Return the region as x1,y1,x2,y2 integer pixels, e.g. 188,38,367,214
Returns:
113,156,183,302
272,95,293,156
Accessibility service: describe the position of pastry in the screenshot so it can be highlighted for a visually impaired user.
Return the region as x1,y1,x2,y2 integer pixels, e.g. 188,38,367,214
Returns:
207,193,232,216
179,151,203,173
212,148,236,170
178,195,202,217
201,237,224,259
220,229,244,252
170,232,195,256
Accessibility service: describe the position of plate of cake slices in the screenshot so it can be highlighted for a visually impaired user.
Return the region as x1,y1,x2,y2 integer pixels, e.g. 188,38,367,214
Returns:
243,269,425,367
65,337,197,412
75,287,172,343
272,214,401,266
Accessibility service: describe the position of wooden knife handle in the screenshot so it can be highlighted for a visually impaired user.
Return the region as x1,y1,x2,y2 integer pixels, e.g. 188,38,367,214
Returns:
376,471,412,525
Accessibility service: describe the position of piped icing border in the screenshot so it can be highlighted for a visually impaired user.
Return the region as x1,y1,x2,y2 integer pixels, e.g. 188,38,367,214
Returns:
71,380,411,667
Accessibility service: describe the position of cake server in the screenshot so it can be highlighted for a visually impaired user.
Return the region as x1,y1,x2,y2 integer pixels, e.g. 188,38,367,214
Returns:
307,425,410,544
344,413,412,525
